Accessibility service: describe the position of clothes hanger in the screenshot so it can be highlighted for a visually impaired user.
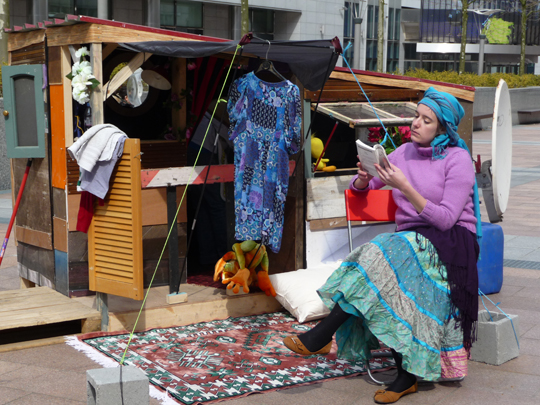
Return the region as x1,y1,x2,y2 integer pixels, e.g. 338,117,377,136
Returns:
256,39,287,82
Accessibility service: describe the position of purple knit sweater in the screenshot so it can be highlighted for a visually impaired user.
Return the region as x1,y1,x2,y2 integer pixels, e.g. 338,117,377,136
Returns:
350,142,477,234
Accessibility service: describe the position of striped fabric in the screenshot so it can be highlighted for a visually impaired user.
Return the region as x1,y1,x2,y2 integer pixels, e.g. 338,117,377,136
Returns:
318,231,467,381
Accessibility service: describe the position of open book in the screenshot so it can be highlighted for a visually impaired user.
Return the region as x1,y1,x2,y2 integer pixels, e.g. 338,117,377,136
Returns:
355,139,391,178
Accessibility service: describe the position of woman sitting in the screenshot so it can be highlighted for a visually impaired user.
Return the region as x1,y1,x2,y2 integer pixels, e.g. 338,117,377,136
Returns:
283,87,482,404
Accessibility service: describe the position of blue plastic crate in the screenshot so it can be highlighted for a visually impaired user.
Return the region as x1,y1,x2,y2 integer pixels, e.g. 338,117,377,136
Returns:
477,222,504,295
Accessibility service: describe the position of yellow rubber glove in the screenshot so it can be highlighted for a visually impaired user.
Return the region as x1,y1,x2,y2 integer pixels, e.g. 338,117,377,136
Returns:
223,268,251,294
257,271,276,297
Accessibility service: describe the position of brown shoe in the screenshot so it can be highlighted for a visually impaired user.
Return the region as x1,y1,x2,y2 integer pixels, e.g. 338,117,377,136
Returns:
373,381,418,404
283,336,332,355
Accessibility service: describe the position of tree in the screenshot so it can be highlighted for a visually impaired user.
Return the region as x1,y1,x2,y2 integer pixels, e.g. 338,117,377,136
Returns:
458,1,479,75
241,0,249,36
518,0,540,75
377,0,385,73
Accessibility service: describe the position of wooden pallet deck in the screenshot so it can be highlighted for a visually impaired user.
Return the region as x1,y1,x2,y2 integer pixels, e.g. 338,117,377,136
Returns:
0,287,101,347
73,284,284,333
0,284,283,351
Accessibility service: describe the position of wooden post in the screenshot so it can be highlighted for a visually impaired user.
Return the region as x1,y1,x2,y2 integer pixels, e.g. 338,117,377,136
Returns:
61,46,74,146
90,43,108,331
171,58,187,134
90,43,104,126
169,58,186,293
96,291,109,332
167,186,180,293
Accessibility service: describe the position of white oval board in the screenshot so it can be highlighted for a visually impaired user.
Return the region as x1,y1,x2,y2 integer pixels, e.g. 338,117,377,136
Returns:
492,79,512,216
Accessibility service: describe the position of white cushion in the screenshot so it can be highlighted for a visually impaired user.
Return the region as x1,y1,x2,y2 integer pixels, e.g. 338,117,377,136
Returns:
269,263,338,323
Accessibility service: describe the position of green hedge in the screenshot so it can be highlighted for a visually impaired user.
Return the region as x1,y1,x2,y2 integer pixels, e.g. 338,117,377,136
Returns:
399,69,540,88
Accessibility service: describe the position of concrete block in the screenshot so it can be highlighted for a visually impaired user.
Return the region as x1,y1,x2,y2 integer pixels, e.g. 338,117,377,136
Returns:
470,310,520,366
166,292,188,304
87,366,149,405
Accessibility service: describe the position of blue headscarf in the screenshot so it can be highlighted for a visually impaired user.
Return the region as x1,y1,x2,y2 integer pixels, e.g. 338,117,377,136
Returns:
418,87,482,241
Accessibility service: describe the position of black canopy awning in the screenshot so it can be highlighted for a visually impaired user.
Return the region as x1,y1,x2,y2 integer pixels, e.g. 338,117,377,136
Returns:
120,36,341,91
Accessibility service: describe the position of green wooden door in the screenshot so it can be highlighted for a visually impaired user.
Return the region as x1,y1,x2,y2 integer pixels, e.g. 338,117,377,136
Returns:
2,64,46,158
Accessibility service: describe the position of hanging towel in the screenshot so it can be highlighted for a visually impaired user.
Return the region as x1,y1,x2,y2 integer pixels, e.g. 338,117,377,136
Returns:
68,124,128,172
79,137,127,199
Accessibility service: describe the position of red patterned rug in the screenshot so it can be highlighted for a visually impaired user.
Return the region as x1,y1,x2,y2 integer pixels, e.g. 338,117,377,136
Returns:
67,312,394,404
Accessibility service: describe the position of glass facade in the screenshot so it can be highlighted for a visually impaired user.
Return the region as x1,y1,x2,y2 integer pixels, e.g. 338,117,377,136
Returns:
363,3,400,73
49,0,97,17
250,9,274,40
343,1,362,67
420,0,540,46
387,7,400,72
161,0,203,34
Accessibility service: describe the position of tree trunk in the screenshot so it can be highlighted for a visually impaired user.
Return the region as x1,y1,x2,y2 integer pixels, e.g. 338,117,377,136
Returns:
377,0,385,73
241,0,249,36
0,0,9,72
520,1,528,75
458,2,469,74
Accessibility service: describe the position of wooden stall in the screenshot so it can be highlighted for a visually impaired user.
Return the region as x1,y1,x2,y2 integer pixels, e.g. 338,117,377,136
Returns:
5,17,313,295
2,15,343,336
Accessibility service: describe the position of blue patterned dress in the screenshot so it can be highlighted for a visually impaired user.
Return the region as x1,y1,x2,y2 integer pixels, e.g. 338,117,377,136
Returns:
227,72,301,253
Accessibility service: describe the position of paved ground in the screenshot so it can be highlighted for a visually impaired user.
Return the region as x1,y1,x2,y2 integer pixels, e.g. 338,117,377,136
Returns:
0,125,540,404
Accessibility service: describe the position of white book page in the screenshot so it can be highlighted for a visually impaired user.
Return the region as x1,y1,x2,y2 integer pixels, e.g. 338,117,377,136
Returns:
356,140,389,178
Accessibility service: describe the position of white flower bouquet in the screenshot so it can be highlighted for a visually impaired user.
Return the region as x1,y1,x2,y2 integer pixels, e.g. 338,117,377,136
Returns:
66,47,100,105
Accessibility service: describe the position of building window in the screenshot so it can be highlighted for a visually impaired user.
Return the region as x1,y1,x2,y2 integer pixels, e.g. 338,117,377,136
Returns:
250,9,274,40
403,43,421,71
365,4,378,71
49,0,97,18
161,0,203,34
343,1,362,68
386,7,400,73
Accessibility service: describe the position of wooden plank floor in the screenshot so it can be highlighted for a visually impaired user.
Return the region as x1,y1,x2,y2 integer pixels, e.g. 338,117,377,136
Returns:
74,284,284,333
0,287,101,333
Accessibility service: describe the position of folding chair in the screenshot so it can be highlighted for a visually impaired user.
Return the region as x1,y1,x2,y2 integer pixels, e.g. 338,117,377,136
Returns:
344,188,398,385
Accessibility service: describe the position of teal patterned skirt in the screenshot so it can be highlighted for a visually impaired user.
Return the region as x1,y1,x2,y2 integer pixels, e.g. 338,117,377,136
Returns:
318,231,468,381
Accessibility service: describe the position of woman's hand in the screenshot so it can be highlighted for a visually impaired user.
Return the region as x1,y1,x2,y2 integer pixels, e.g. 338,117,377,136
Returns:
354,158,373,189
376,162,427,214
374,162,409,191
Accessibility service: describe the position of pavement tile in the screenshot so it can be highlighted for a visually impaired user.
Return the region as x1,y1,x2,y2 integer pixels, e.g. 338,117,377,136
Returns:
0,360,24,377
493,284,524,297
518,337,540,357
504,236,540,248
2,393,86,404
237,384,364,405
0,343,103,372
504,248,538,261
466,361,540,396
431,386,540,405
504,268,540,279
0,274,20,291
0,266,18,278
518,322,538,337
490,295,540,312
494,354,540,377
522,323,540,339
500,275,540,288
0,386,28,405
513,286,540,299
521,250,540,262
0,368,88,401
0,364,51,385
